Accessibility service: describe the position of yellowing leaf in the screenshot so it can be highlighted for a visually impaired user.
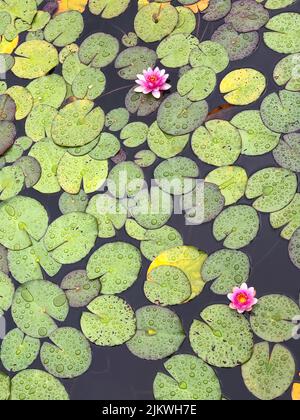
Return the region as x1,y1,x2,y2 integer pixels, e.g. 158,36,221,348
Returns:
187,0,210,13
292,383,300,400
56,0,88,14
0,36,19,54
148,246,208,301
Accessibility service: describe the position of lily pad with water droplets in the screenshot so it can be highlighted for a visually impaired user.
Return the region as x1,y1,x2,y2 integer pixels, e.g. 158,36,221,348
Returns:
89,0,130,19
0,165,24,201
10,370,69,400
61,270,100,308
0,121,16,156
273,133,300,172
192,120,241,167
189,41,229,74
242,343,295,400
121,122,148,148
205,166,248,206
6,86,33,120
213,205,260,249
0,245,8,274
0,328,40,372
172,6,196,35
140,226,183,261
59,190,88,215
134,3,178,43
125,87,161,117
12,280,69,339
157,33,199,68
177,66,217,101
289,228,300,269
27,74,66,109
44,11,84,47
108,161,145,199
72,67,106,100
148,246,208,301
0,272,14,317
79,32,119,68
127,306,185,360
81,295,136,346
231,110,280,156
251,295,300,343
203,0,231,21
202,249,250,295
190,304,254,368
87,242,141,294
41,327,92,379
25,105,57,142
225,0,269,32
147,122,189,159
105,108,129,132
12,40,59,79
89,133,120,160
153,354,222,400
115,47,157,81
246,167,297,213
44,212,98,265
0,196,48,250
264,13,300,54
273,54,300,91
220,69,266,106
270,194,300,240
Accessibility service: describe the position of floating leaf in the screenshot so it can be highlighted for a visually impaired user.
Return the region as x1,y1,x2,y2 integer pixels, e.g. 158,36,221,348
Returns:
203,0,231,21
115,47,157,80
189,41,229,74
289,228,300,269
61,270,100,308
157,33,198,68
190,304,254,368
242,343,295,400
153,354,222,401
264,13,300,54
225,0,269,32
213,205,260,249
251,295,300,343
79,32,119,68
125,87,161,117
56,0,88,14
105,108,129,132
6,86,33,120
0,121,16,156
81,295,136,346
0,244,8,274
108,161,145,199
89,133,120,160
44,212,98,264
121,122,148,148
274,54,300,91
0,372,10,401
12,280,69,339
27,74,67,109
246,168,297,213
25,105,57,142
0,165,24,201
14,156,41,188
127,306,185,360
89,0,130,19
192,120,241,166
147,122,189,159
270,194,300,240
140,226,183,261
87,242,141,294
0,272,14,316
41,327,91,379
44,11,84,47
273,133,300,172
1,329,40,372
177,66,217,101
59,190,88,214
135,149,157,168
172,6,196,35
202,249,250,295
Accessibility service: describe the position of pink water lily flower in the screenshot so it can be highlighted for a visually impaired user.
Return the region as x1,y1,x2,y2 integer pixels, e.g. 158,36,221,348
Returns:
134,67,171,99
228,283,258,314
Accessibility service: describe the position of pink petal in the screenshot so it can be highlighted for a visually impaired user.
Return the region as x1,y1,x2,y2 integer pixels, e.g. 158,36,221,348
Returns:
152,90,161,99
134,86,144,93
161,83,171,91
241,283,248,290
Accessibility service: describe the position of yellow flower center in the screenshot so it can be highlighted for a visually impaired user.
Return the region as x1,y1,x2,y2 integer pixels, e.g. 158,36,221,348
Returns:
237,293,247,304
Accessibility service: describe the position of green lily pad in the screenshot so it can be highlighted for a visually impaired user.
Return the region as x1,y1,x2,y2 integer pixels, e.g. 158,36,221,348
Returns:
81,295,136,346
154,157,199,195
177,66,217,101
0,121,16,156
203,0,232,21
62,51,86,84
12,40,58,79
0,372,10,401
10,370,69,400
141,226,183,261
205,166,248,206
86,194,127,238
27,74,67,109
127,306,185,360
89,133,120,160
61,270,101,308
122,32,138,47
225,0,269,32
213,205,260,249
0,94,16,121
13,156,41,188
12,280,69,339
212,24,259,61
0,245,8,274
157,93,208,136
202,249,251,295
0,271,14,316
59,190,88,215
246,168,297,213
121,122,148,148
25,105,58,144
87,242,141,294
44,212,98,265
0,196,48,250
41,327,92,379
260,90,300,133
190,304,254,368
270,194,300,240
125,87,161,117
144,265,191,305
242,343,295,400
29,138,64,194
274,54,300,91
264,0,296,9
57,153,108,194
134,150,157,168
107,161,145,199
289,228,300,269
264,13,300,54
220,69,266,106
72,67,106,100
231,110,280,156
134,3,178,43
147,122,189,159
8,237,61,283
172,6,196,35
52,100,105,148
157,33,199,68
105,108,129,132
79,32,119,68
44,11,84,47
192,120,241,166
115,47,157,80
189,41,229,73
89,0,130,19
251,295,300,342
0,328,40,372
273,133,300,172
0,165,24,201
6,86,33,120
153,354,222,401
